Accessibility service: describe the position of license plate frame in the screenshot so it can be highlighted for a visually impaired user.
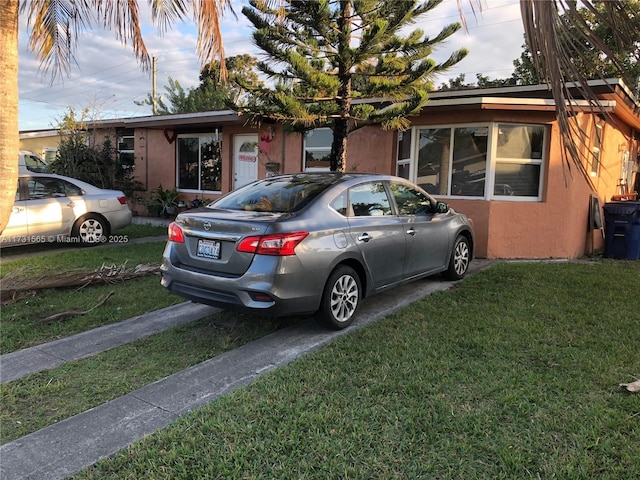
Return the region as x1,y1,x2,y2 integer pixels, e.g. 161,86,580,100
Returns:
196,238,221,259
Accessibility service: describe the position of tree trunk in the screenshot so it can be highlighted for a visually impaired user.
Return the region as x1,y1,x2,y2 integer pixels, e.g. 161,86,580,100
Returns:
330,0,352,173
0,1,19,235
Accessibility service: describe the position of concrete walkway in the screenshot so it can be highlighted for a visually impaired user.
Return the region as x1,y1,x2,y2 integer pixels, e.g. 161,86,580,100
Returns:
0,260,495,480
1,302,219,384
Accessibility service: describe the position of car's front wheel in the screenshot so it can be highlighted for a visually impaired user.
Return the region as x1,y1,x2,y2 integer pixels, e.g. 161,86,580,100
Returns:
317,265,361,330
73,215,108,245
443,235,471,280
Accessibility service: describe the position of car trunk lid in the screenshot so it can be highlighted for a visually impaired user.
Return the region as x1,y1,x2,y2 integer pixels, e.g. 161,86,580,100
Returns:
171,208,282,276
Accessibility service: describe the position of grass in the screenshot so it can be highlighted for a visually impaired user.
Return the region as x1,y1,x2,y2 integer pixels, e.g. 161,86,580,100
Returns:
1,241,181,353
65,260,638,480
0,312,302,443
0,223,167,263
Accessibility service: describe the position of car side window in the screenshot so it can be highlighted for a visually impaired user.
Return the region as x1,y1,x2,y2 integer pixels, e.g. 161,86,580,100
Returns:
329,191,350,216
25,154,47,173
389,182,433,215
28,178,66,199
349,182,392,217
61,180,83,196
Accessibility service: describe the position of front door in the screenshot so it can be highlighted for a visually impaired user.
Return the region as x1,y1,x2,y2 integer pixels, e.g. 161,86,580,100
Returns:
233,134,259,190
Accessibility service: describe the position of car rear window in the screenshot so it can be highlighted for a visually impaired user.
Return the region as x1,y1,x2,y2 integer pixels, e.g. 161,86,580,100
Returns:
212,175,334,213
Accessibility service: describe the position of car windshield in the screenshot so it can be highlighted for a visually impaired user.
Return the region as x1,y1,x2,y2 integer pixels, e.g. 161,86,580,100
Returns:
211,175,336,213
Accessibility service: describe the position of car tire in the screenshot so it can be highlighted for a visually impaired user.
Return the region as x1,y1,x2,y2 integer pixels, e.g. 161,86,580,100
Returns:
73,215,108,245
316,265,361,330
443,235,471,281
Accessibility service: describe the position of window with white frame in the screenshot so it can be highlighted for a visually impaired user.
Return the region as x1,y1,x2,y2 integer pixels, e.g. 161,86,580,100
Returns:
396,129,412,180
494,124,545,197
590,116,604,177
177,133,222,192
411,123,547,200
42,147,57,164
118,133,135,170
416,126,488,197
304,128,333,170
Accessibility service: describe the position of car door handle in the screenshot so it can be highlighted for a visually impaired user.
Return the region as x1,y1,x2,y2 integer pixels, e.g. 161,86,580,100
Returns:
357,233,372,242
67,201,75,208
406,228,416,236
12,206,24,213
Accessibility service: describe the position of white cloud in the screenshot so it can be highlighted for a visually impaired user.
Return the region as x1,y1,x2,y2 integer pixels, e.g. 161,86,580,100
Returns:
18,0,525,130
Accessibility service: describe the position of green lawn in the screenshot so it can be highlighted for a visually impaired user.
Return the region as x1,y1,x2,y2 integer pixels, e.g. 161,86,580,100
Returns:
65,260,638,479
1,240,181,353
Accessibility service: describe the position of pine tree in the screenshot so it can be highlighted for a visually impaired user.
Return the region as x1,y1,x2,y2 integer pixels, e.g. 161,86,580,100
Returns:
238,0,467,172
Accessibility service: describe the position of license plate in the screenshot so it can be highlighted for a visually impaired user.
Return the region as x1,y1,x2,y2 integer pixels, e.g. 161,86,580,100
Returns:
196,238,221,259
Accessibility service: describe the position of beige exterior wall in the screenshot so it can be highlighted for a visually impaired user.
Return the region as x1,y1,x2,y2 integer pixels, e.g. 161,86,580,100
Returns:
19,132,62,162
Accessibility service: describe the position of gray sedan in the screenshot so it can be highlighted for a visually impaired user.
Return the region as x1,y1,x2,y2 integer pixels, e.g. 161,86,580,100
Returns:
161,173,474,329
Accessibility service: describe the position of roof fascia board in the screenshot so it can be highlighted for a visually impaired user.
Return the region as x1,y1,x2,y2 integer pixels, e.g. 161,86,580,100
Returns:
89,110,240,129
425,97,616,109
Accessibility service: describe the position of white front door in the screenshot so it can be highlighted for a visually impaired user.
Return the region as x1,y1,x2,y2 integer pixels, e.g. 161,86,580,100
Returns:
233,134,259,189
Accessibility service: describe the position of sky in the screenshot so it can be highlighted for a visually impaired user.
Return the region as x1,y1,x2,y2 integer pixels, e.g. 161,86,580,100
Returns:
18,0,526,131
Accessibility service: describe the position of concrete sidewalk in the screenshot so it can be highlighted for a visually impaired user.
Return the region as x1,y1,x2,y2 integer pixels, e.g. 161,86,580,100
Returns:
0,260,495,480
1,302,219,384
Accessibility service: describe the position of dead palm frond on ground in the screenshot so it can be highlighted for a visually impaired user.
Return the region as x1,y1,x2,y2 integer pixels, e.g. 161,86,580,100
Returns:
0,262,160,305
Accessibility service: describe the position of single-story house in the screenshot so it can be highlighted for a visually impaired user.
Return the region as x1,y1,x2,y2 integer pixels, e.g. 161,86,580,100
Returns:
22,78,640,259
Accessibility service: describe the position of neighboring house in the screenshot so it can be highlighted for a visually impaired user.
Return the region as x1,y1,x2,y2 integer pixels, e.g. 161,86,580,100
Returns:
19,129,61,162
20,78,640,259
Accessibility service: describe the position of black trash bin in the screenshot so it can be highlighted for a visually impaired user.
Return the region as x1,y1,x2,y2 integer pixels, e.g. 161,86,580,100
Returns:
603,201,640,260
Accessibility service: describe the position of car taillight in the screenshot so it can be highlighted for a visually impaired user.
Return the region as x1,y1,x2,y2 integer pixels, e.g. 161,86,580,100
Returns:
168,222,185,243
237,232,309,256
117,196,128,205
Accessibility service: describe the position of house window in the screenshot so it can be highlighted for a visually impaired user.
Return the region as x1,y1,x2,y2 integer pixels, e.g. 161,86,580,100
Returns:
304,128,332,170
417,126,488,196
411,123,547,201
177,134,222,192
590,117,604,177
396,130,412,180
118,134,135,170
42,148,57,164
494,124,545,197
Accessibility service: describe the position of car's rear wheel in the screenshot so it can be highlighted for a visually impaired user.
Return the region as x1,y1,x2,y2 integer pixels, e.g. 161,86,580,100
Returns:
317,265,361,330
443,235,470,280
73,215,108,245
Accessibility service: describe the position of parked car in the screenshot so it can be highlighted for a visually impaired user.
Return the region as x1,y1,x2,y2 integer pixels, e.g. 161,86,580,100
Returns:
161,173,474,330
18,151,48,174
0,173,132,247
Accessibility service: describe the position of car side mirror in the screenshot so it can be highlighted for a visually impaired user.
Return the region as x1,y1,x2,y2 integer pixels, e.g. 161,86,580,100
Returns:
436,201,449,214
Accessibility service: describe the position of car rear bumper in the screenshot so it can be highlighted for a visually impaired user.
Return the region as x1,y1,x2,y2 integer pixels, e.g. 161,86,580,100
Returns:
160,244,324,316
107,208,132,231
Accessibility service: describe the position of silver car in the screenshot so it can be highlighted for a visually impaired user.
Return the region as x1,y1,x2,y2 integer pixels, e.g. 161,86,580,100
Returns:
161,173,473,329
1,173,132,247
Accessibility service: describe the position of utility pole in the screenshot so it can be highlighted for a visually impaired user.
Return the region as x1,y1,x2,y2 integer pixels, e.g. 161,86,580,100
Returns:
152,56,157,115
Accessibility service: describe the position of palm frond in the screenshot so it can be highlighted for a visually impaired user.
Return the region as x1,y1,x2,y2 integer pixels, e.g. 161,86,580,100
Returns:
20,0,93,80
192,0,234,81
459,1,638,186
518,0,638,186
95,0,151,71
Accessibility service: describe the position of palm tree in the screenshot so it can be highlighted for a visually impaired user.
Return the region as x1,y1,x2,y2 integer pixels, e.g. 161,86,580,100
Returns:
0,0,231,235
